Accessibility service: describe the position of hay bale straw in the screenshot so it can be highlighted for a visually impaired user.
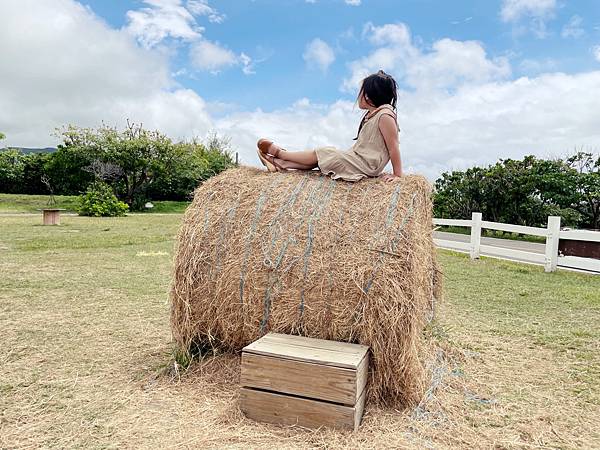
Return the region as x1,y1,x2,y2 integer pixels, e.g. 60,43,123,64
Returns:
170,166,441,407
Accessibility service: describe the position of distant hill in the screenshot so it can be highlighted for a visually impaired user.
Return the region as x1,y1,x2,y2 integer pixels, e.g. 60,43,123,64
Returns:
1,147,57,154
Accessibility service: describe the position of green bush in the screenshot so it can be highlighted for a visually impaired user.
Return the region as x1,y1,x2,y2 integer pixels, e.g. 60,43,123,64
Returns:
0,149,24,193
77,182,129,217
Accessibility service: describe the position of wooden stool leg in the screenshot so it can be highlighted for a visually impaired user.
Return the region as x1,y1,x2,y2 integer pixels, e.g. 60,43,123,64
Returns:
42,210,61,225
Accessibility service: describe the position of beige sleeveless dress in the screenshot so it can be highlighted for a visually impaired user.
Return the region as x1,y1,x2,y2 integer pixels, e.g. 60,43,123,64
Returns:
315,104,398,182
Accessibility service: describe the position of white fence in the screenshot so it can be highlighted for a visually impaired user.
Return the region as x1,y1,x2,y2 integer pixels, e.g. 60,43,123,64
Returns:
434,213,600,273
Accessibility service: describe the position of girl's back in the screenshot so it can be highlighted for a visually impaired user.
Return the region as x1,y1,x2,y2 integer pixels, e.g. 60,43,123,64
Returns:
316,104,397,182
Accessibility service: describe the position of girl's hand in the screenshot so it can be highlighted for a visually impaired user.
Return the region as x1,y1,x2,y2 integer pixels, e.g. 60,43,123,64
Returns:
379,173,401,183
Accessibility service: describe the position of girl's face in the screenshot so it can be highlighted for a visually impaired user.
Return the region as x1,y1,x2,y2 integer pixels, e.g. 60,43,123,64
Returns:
357,88,373,110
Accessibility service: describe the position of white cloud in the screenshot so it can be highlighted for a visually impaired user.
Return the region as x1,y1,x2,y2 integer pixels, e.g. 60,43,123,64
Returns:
500,0,556,22
561,15,584,38
218,71,600,180
593,46,600,63
363,22,412,46
227,24,598,180
518,57,557,74
125,0,203,47
240,53,255,75
343,23,510,92
215,100,364,166
0,0,212,147
124,0,224,47
303,38,335,72
189,41,255,74
190,40,237,71
126,0,250,75
186,0,225,23
500,0,556,38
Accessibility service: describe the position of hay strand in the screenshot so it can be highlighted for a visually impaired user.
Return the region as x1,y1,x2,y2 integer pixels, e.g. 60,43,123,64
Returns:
170,166,442,407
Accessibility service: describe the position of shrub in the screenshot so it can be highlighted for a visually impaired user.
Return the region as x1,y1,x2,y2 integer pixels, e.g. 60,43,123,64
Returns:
77,182,129,217
0,149,25,193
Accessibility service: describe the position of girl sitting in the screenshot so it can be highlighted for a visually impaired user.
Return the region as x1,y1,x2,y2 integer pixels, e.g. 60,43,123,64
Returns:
257,70,402,182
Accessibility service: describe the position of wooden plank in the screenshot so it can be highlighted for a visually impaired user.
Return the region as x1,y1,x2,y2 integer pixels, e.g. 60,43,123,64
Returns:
353,388,367,431
241,353,358,404
240,387,361,431
481,221,547,237
558,256,600,273
433,218,472,227
433,238,471,252
560,230,600,243
256,333,369,355
355,352,369,401
243,340,362,369
243,333,368,369
479,245,546,264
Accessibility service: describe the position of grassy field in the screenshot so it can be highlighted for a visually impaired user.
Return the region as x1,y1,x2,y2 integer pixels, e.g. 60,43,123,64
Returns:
1,213,599,449
0,193,190,214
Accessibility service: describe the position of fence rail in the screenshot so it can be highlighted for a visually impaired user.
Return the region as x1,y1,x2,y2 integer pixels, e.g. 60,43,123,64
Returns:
433,213,600,273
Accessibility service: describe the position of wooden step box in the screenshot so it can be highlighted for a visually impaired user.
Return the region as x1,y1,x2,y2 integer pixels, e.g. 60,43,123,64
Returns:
240,333,369,431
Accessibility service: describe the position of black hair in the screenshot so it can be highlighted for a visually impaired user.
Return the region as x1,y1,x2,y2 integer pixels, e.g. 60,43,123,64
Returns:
353,70,398,140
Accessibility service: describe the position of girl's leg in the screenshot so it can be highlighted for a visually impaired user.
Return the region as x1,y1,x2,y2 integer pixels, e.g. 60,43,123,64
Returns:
276,149,318,167
258,139,318,167
274,158,317,170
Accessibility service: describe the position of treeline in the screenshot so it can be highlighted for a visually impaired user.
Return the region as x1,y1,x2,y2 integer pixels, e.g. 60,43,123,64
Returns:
2,128,598,227
434,153,600,229
0,123,234,210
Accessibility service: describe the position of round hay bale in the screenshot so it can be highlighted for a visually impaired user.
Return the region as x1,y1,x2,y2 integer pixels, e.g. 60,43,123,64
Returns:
170,166,441,407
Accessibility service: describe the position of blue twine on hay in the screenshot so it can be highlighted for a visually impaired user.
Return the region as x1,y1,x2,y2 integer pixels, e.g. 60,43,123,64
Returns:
238,176,281,305
364,192,418,294
259,174,332,333
262,174,311,266
363,184,403,293
298,178,338,319
211,192,242,280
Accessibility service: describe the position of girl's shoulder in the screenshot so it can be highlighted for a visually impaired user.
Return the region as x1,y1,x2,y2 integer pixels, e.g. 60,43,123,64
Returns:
375,105,397,123
373,104,396,118
365,104,395,121
375,105,400,132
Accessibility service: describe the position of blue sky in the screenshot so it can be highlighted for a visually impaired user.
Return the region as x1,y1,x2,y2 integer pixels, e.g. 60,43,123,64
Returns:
83,0,600,110
1,0,599,179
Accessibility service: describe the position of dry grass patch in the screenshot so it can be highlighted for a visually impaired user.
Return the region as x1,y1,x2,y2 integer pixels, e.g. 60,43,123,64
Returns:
1,214,599,449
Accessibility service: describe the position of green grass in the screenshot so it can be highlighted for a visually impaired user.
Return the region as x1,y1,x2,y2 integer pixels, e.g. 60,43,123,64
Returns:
0,193,190,214
0,214,598,448
0,193,80,212
133,199,190,214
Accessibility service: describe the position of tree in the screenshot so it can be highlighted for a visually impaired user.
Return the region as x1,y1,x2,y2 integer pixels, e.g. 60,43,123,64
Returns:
0,149,24,193
567,152,600,229
22,152,53,195
433,155,588,228
55,122,234,209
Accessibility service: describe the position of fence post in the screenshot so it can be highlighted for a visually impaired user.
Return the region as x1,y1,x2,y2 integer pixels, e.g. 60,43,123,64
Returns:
470,212,482,259
544,216,561,272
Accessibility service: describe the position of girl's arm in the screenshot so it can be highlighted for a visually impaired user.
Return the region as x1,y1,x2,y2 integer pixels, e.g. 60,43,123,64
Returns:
379,114,402,178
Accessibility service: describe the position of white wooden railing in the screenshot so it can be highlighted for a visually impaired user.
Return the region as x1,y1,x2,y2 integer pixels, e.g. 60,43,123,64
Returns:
434,213,600,273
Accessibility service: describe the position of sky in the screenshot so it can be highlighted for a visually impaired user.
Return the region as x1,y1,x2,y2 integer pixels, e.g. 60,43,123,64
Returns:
1,0,599,180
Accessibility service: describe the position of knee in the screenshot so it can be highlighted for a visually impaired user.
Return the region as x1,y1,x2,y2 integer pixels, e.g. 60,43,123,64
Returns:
257,138,270,148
